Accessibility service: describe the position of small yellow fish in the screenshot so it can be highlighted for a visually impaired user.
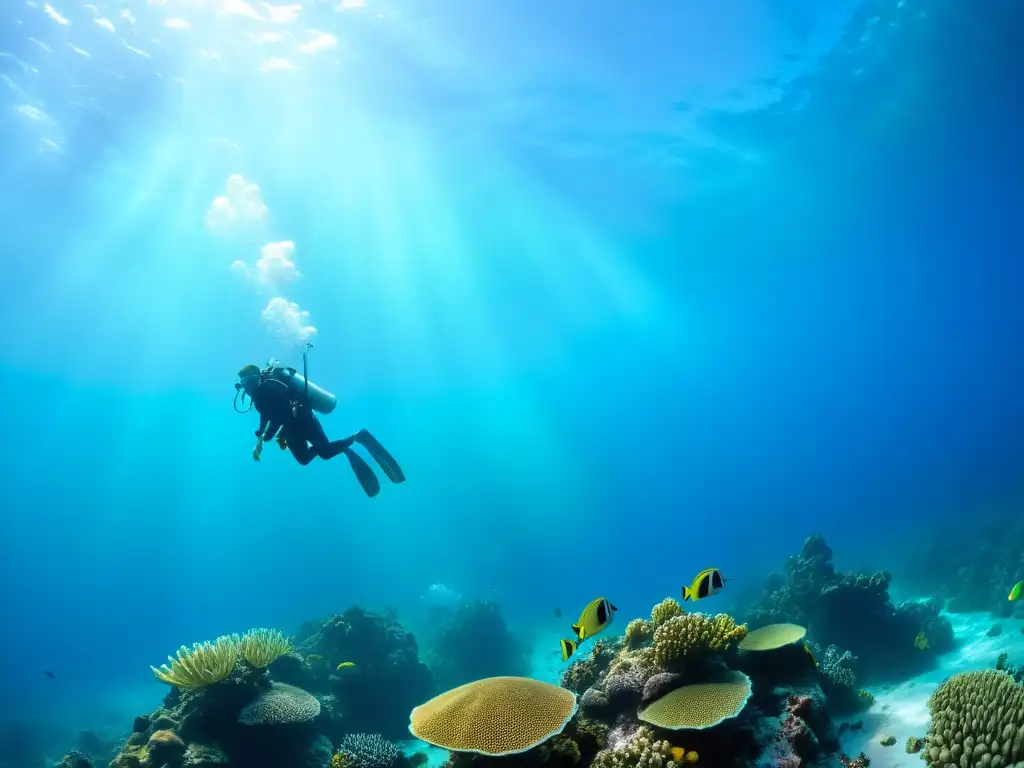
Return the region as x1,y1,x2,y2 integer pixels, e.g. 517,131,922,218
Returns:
559,638,578,662
914,631,929,651
1009,581,1024,601
668,748,698,765
682,568,726,602
571,597,617,642
803,643,818,667
337,661,357,671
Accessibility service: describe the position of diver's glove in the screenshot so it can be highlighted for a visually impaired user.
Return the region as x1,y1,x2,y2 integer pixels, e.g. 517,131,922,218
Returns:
253,438,264,462
277,435,288,450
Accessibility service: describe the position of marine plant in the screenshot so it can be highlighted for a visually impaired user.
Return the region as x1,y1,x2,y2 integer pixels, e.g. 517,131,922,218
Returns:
150,634,240,688
239,628,292,668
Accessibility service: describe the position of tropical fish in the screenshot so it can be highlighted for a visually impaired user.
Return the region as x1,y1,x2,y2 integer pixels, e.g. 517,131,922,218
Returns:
336,661,357,671
668,748,698,765
571,597,617,642
803,643,818,667
914,631,929,651
682,568,726,602
559,638,578,662
1009,581,1024,601
554,608,563,618
44,670,55,679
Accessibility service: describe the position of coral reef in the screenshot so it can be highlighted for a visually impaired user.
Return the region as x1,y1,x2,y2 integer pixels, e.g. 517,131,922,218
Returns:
281,606,435,740
739,535,955,682
336,733,402,768
921,670,1024,768
424,601,527,690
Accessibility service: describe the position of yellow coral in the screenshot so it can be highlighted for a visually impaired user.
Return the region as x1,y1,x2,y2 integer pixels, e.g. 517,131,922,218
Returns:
332,752,352,768
624,619,653,648
923,670,1024,768
151,635,239,688
651,614,747,670
592,726,673,768
737,623,806,651
638,671,751,730
650,598,684,628
409,676,578,756
239,628,292,668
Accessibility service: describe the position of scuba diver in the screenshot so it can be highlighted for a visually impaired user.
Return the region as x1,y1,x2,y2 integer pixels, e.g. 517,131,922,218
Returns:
234,345,405,498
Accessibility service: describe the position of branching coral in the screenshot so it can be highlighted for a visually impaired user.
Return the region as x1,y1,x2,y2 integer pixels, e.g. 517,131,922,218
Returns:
151,635,240,688
650,599,684,628
651,614,747,670
591,726,673,768
239,628,292,668
337,733,402,768
624,620,653,648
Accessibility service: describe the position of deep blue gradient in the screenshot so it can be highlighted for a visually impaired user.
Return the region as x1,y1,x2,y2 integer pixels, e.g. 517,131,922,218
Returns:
0,0,1021,751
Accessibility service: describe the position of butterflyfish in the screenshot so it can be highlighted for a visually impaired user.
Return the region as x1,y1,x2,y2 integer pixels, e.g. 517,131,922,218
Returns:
682,568,726,602
559,638,578,662
1009,581,1024,601
571,597,617,642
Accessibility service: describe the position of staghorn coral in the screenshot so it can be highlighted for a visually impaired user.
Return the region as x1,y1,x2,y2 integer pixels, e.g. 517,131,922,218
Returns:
239,629,292,668
650,599,684,628
237,682,321,725
409,676,578,756
816,645,856,687
651,614,747,670
591,726,673,768
922,670,1024,768
636,670,751,730
336,733,402,768
151,635,240,688
624,620,653,648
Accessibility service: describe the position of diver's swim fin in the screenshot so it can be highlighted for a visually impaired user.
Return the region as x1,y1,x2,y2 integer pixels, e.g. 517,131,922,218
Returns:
354,430,405,484
345,449,381,497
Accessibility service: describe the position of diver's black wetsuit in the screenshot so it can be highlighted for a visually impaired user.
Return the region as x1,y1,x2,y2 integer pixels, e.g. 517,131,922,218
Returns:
252,378,353,466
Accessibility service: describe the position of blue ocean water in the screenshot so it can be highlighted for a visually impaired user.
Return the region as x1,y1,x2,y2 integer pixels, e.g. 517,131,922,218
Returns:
0,0,1022,763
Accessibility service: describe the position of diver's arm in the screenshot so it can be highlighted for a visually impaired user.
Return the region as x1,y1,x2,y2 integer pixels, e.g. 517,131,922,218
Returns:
262,420,283,441
256,412,270,439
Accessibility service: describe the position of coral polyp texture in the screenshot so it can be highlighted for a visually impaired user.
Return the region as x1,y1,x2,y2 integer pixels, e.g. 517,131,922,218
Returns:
651,613,747,669
650,598,685,628
624,619,654,648
408,676,578,755
591,726,673,768
636,670,752,730
923,670,1024,768
239,628,292,668
151,634,240,688
237,681,321,725
737,623,807,651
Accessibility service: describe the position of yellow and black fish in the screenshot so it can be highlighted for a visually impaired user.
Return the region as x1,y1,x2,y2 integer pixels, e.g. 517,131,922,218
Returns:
560,638,578,662
682,568,726,602
1009,581,1024,601
571,597,618,642
803,643,818,668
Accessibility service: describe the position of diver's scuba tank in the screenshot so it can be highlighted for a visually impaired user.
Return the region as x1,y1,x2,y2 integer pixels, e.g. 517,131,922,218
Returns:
263,361,337,414
233,346,338,414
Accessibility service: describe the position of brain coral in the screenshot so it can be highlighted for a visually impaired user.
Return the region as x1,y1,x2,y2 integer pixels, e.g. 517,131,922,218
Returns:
637,670,752,730
652,614,747,669
738,624,807,652
408,676,577,756
238,682,321,725
923,670,1024,768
